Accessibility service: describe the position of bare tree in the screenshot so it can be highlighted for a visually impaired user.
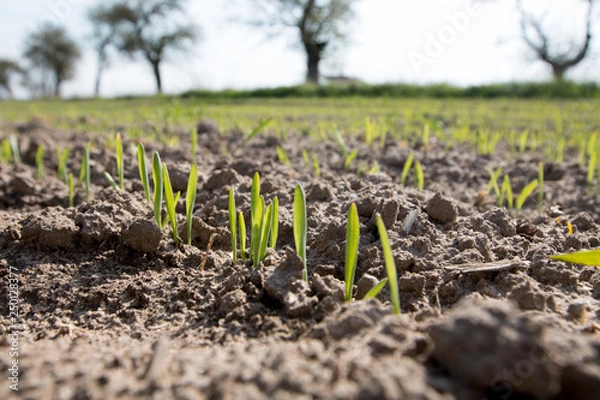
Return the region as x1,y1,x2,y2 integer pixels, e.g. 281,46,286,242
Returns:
250,0,355,84
90,0,198,94
88,5,118,97
22,24,81,97
0,59,23,99
517,0,594,81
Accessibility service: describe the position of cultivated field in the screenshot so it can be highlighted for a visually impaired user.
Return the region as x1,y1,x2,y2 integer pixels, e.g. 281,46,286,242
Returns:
1,96,599,399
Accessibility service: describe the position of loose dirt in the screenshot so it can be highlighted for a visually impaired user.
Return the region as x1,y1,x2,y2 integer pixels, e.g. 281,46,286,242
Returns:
0,119,599,399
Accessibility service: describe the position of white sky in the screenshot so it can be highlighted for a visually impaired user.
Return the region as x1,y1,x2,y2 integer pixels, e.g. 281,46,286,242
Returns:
0,0,599,98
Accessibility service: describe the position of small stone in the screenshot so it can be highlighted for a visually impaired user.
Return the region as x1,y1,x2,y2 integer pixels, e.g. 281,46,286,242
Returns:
356,274,378,300
220,289,246,313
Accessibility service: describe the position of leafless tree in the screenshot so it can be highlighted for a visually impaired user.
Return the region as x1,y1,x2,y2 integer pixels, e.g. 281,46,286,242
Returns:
250,0,355,84
22,24,81,97
89,0,198,94
517,0,594,80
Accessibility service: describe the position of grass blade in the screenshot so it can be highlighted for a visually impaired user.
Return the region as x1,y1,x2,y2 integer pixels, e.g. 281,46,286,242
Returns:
162,164,179,247
414,160,424,190
9,135,20,164
116,132,124,190
68,172,74,207
239,211,247,261
550,249,600,266
228,187,237,261
345,203,359,302
56,147,70,183
103,172,119,190
362,278,389,300
276,146,291,166
152,152,163,228
83,144,91,202
242,118,273,147
344,149,358,170
501,175,513,209
137,143,151,203
294,184,308,282
516,179,538,213
35,145,44,180
400,152,414,186
270,196,279,249
258,203,273,262
250,173,262,265
311,151,321,178
375,213,401,314
186,163,198,246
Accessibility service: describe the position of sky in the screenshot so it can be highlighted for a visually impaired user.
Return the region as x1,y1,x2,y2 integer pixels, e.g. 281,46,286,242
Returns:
0,0,598,98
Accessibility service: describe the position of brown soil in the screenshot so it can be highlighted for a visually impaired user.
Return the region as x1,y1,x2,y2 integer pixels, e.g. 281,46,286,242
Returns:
1,120,599,400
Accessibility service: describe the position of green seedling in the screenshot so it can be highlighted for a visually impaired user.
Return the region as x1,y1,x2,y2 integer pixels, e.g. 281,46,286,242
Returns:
240,118,273,148
238,211,247,260
550,249,600,266
414,160,424,190
345,203,359,302
9,135,20,164
587,148,597,187
191,127,198,161
344,149,358,170
56,147,70,183
332,129,348,156
81,144,91,201
137,143,151,203
276,146,291,166
116,132,124,190
538,162,544,209
104,171,119,190
250,172,262,264
162,164,180,247
500,175,513,209
68,173,74,207
302,149,310,168
375,213,401,314
35,145,44,180
400,152,414,186
270,196,279,249
516,179,538,214
152,152,163,227
311,151,321,178
488,167,503,198
186,163,198,246
228,187,237,261
362,278,389,300
368,160,380,174
294,184,308,282
258,201,274,262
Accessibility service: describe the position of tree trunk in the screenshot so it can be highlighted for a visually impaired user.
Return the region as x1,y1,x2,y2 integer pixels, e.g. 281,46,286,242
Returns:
305,42,326,84
94,54,106,98
152,61,162,94
552,65,566,81
54,75,61,97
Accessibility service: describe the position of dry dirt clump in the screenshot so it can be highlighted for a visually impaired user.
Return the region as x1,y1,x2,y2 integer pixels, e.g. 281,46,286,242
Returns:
0,124,599,399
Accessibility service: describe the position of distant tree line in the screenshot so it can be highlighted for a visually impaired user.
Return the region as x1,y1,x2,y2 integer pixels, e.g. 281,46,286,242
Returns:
0,0,596,99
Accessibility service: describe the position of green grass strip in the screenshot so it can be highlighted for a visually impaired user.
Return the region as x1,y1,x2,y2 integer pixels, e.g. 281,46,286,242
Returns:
375,213,401,314
294,184,308,282
35,145,44,180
